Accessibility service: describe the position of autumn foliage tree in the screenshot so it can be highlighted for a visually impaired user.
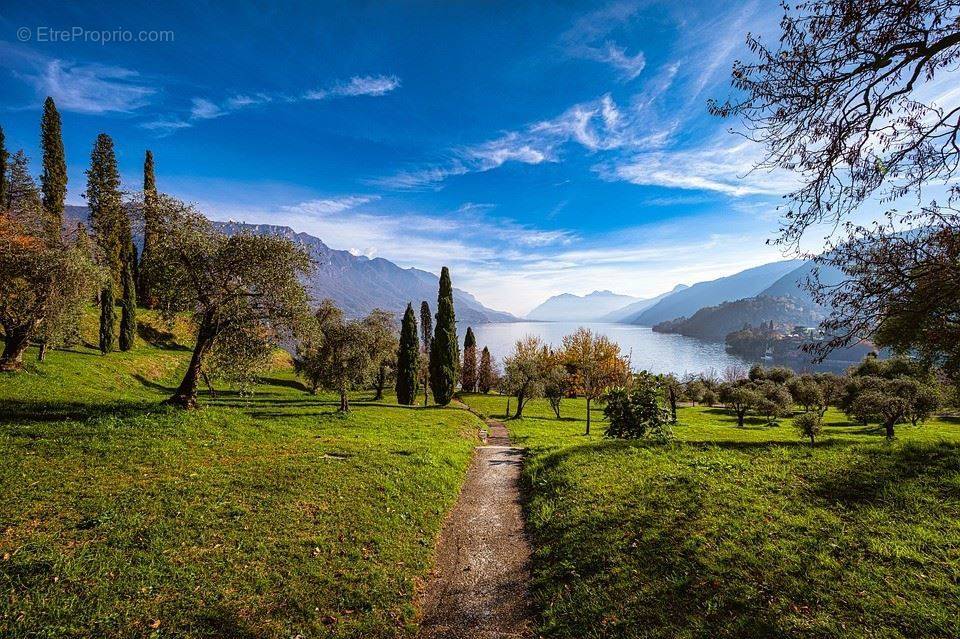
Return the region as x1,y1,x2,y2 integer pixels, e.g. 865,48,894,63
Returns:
562,327,630,434
145,195,311,408
0,155,98,370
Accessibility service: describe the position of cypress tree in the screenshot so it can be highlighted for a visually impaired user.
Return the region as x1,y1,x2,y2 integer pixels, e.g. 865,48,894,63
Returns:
40,97,67,241
99,280,116,354
419,300,433,404
139,150,158,307
86,133,125,353
395,303,419,405
461,326,478,392
478,346,494,393
119,244,137,351
429,266,459,405
0,126,8,208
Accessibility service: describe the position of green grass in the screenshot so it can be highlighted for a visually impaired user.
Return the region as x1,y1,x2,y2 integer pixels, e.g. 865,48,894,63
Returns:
1,326,481,638
461,392,960,638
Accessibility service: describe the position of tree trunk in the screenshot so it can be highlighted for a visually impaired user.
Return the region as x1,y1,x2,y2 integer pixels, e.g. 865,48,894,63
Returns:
668,386,677,423
201,370,217,398
505,396,510,417
374,365,386,401
514,392,525,418
37,340,49,362
340,390,349,412
167,319,216,409
586,397,592,435
0,324,33,372
737,409,745,428
885,421,895,440
809,434,815,446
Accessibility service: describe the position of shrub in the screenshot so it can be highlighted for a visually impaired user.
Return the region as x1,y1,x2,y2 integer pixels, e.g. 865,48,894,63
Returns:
793,412,822,446
603,377,672,439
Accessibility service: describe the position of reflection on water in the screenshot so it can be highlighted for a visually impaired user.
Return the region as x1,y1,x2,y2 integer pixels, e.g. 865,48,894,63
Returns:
464,321,752,377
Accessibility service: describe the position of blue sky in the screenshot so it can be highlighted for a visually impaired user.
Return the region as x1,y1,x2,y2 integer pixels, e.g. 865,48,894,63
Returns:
2,0,809,315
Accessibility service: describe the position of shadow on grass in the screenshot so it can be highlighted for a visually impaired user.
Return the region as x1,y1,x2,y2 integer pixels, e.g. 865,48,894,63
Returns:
525,438,960,637
0,398,162,424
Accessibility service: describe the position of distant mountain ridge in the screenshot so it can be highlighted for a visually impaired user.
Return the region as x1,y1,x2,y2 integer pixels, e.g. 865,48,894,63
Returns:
600,284,689,322
526,290,641,321
651,295,825,342
65,206,517,324
626,260,807,325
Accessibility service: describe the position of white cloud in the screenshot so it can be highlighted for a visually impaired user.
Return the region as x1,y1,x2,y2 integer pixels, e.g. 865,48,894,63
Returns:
583,42,646,80
190,97,225,119
608,138,798,196
282,195,379,215
305,74,401,100
21,59,154,114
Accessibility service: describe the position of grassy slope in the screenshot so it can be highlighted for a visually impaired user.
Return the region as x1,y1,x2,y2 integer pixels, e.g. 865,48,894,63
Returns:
461,393,960,639
1,321,480,639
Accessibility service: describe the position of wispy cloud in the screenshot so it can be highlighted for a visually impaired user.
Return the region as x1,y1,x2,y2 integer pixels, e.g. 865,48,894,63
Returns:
305,74,401,100
281,195,379,215
18,58,154,114
142,74,400,136
581,42,646,80
605,137,798,197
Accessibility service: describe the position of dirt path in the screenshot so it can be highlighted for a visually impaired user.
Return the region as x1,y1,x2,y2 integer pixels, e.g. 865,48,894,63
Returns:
417,419,533,638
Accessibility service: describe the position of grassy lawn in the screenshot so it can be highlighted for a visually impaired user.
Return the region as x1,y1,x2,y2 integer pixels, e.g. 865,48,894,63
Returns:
461,392,960,638
1,327,481,638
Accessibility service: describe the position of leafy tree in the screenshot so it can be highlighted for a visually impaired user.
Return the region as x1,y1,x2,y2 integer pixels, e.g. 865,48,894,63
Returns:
461,326,478,392
395,303,420,405
754,381,794,425
543,352,569,419
562,327,630,434
139,150,159,307
788,374,827,414
39,96,67,241
296,299,342,394
712,1,960,382
501,335,550,418
297,302,378,411
719,382,761,428
429,267,459,405
419,300,432,404
1,203,99,371
0,126,8,207
86,134,126,353
684,379,707,406
844,374,940,438
365,308,396,400
701,388,719,407
659,373,681,423
146,195,311,408
603,374,672,439
478,346,494,393
793,412,823,446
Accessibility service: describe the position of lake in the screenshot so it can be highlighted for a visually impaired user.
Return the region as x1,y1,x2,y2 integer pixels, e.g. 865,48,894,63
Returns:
465,321,752,377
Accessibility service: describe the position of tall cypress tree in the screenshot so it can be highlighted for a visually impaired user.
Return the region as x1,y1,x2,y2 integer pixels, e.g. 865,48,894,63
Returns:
40,97,67,241
99,280,116,355
0,126,9,208
419,300,433,404
478,346,494,393
86,134,124,353
118,244,137,351
395,303,420,405
429,267,459,405
139,150,158,307
461,326,478,392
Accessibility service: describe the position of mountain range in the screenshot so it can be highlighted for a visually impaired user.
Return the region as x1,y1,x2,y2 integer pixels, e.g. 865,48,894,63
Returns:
600,284,689,322
65,206,517,324
624,259,808,325
526,290,642,321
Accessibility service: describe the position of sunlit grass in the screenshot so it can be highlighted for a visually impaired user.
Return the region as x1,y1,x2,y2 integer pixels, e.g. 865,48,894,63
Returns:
1,327,479,639
461,392,960,638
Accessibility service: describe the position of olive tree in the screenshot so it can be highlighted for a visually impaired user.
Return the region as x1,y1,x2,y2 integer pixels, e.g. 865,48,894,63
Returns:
145,195,311,408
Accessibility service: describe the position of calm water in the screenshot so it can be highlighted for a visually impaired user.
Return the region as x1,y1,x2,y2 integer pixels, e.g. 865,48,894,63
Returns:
465,321,752,377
